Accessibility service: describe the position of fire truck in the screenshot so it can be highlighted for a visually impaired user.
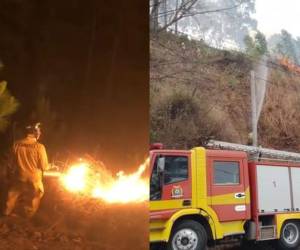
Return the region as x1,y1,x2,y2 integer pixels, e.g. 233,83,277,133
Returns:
150,141,300,250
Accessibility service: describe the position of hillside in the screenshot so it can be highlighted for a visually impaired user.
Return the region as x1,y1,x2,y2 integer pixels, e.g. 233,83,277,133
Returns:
150,31,300,152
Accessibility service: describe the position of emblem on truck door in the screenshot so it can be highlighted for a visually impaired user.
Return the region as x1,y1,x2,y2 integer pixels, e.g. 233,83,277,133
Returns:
171,186,183,198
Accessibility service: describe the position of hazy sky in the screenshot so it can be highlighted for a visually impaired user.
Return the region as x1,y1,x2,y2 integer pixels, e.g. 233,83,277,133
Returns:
255,0,300,38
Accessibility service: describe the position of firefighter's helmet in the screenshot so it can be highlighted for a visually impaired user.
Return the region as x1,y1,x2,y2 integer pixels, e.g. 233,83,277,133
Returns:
26,122,42,139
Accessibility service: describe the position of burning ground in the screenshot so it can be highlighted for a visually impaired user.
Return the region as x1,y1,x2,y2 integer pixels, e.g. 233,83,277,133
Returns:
59,158,149,203
0,158,149,250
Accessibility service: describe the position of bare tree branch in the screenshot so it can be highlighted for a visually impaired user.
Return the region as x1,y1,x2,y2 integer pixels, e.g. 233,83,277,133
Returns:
185,2,244,16
150,0,246,33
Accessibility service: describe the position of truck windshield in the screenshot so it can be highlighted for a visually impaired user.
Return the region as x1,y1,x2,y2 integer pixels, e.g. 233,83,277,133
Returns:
150,155,188,201
164,156,188,184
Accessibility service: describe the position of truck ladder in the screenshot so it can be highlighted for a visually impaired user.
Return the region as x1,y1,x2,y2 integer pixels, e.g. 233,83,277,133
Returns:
207,140,300,162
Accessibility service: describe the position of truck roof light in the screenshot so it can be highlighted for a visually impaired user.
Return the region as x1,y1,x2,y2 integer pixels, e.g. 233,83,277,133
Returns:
150,143,164,150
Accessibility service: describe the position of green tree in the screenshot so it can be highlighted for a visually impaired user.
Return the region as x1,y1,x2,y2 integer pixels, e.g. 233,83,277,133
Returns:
244,31,268,57
244,34,255,54
254,31,268,55
294,37,300,62
0,81,19,132
275,30,298,64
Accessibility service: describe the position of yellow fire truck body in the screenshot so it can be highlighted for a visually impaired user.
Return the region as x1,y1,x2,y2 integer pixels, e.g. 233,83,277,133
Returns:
150,143,300,250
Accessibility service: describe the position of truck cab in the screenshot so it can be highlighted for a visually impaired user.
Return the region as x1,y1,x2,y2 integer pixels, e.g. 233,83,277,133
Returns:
150,145,250,249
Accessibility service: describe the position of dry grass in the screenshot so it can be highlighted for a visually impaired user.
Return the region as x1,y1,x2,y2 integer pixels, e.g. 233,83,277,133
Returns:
151,31,300,153
150,32,252,148
259,70,300,151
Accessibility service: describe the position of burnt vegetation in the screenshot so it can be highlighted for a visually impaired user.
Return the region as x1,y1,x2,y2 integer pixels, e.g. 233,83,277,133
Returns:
150,31,300,152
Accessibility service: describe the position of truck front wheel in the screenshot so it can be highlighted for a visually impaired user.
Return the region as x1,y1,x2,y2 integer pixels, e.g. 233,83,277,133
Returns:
277,221,300,250
167,220,207,250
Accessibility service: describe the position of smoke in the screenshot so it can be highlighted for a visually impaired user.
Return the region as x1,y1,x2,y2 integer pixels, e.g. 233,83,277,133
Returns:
253,54,269,122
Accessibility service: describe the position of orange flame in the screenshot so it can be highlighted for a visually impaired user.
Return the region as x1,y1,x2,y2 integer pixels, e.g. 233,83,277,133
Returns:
279,57,300,74
60,158,149,203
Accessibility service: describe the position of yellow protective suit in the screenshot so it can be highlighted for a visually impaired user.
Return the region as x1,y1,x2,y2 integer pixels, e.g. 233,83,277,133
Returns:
4,135,49,217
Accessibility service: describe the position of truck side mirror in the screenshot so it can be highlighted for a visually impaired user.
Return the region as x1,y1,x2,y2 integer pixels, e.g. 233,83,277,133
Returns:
157,157,165,173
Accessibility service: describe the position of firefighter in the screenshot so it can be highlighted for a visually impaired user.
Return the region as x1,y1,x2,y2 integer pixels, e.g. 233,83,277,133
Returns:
4,122,49,218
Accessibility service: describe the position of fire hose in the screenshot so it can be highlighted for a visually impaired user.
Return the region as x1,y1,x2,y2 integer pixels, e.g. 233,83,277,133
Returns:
44,170,61,178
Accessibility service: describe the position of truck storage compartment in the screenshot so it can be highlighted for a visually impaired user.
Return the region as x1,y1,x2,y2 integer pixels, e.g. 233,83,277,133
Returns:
291,168,300,211
256,165,292,213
